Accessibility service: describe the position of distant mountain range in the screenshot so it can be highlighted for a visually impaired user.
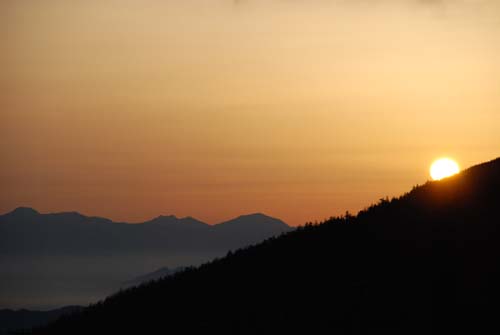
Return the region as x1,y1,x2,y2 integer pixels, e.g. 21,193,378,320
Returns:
34,157,500,334
0,210,291,309
0,210,290,255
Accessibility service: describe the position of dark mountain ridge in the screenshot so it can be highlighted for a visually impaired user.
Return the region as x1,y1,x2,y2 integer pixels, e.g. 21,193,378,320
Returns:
36,157,500,334
0,210,290,255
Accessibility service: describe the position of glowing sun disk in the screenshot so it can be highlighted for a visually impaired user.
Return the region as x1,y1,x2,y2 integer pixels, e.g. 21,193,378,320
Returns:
430,158,460,181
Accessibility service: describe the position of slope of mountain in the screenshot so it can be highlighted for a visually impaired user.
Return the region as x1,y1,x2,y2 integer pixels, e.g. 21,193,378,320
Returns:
0,211,291,309
0,306,82,335
122,266,186,288
36,157,500,334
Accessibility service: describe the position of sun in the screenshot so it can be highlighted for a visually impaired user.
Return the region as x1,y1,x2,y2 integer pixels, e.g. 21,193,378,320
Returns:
430,158,460,181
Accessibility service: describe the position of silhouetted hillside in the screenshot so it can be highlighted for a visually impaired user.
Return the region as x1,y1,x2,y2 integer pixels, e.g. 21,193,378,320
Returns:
0,211,290,309
36,158,500,334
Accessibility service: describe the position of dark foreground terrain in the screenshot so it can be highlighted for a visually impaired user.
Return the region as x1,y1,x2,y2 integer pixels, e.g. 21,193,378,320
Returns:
36,158,500,334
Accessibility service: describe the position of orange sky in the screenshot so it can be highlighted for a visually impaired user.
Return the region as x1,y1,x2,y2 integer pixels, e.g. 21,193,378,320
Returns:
1,0,499,226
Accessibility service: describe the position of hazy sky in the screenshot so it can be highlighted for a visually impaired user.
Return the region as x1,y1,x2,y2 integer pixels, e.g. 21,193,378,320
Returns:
1,0,499,225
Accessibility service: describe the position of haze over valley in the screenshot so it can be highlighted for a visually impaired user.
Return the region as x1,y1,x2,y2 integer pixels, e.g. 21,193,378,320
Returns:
0,209,290,309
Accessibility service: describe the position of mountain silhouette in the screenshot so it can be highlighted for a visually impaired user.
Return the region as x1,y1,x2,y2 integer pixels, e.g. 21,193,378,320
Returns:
0,210,290,255
0,211,290,309
35,157,500,334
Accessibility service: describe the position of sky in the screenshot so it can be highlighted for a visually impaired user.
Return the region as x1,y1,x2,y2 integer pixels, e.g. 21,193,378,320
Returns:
1,0,499,226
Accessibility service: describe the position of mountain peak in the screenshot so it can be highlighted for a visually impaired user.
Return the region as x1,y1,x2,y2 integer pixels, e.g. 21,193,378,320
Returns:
216,213,290,230
238,213,271,220
179,216,208,226
5,207,40,217
144,215,208,227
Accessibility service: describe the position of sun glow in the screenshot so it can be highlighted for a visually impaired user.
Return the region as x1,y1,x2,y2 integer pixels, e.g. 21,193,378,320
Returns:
430,158,460,181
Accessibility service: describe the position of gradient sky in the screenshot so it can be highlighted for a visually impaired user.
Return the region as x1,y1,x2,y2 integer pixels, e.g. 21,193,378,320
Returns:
1,0,499,226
